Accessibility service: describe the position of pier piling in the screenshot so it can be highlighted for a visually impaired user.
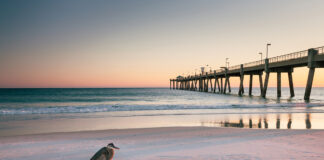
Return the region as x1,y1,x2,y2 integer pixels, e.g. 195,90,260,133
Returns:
277,72,281,97
262,59,270,98
259,73,263,95
228,78,231,93
288,71,294,97
220,78,223,94
304,49,317,100
249,74,253,96
238,64,244,96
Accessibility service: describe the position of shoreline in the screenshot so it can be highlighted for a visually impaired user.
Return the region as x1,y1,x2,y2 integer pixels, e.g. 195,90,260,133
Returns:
1,126,324,159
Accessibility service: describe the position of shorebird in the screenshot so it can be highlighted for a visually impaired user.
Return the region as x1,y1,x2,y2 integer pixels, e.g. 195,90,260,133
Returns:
91,143,120,160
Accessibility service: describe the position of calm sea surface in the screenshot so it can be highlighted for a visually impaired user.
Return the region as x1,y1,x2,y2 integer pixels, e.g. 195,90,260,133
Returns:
1,88,324,136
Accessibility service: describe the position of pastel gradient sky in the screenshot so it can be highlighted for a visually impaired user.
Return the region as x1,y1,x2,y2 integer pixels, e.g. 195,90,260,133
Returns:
1,0,324,88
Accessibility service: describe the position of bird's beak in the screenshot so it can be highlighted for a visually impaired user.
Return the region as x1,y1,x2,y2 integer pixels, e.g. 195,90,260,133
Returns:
113,146,120,150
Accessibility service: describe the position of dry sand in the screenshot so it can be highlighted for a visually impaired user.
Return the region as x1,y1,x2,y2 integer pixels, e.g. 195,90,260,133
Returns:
1,127,324,160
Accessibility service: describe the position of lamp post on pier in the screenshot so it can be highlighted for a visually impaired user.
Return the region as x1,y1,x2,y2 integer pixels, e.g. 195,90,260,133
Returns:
259,52,263,64
266,43,271,59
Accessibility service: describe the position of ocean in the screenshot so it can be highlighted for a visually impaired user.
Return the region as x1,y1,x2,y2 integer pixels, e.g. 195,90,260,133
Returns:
1,88,324,136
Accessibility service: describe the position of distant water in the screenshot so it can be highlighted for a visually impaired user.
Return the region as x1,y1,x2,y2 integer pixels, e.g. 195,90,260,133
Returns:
1,88,324,136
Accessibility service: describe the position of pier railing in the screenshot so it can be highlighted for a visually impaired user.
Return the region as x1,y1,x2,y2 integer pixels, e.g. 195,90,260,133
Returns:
316,46,324,55
176,46,324,79
268,50,308,63
226,46,324,72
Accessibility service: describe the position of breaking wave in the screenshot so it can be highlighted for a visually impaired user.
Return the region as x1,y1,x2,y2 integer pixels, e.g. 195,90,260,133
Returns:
1,103,323,115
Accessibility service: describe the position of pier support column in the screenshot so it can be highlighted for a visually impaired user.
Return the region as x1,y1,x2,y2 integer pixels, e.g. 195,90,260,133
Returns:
182,81,184,90
203,79,205,92
224,69,228,94
193,80,195,91
173,80,175,90
188,80,190,90
262,59,270,98
206,73,209,92
210,78,213,92
238,64,244,96
217,78,221,93
213,71,217,93
288,71,295,97
220,78,223,93
224,78,227,94
262,73,269,98
277,72,281,97
304,49,318,101
259,73,263,95
228,77,231,93
201,78,204,92
170,80,171,90
187,80,189,90
199,75,202,92
304,68,315,100
249,74,253,96
213,78,217,93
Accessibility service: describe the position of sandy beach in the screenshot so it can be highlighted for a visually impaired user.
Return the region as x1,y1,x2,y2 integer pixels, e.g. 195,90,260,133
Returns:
1,127,324,160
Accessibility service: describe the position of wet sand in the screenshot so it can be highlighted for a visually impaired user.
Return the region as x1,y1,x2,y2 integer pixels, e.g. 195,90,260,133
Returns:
1,127,324,159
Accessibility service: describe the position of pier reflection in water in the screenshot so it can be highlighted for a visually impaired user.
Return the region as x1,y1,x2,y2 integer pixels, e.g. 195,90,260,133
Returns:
203,113,313,129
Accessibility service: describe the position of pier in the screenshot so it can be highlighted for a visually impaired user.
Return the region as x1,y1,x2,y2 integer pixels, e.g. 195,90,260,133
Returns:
170,46,324,100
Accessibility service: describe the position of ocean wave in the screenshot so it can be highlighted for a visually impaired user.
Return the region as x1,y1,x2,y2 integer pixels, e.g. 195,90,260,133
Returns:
1,103,324,115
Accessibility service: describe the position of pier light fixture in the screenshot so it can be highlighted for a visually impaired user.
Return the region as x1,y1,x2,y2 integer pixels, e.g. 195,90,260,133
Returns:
259,52,263,63
266,43,271,59
225,58,229,68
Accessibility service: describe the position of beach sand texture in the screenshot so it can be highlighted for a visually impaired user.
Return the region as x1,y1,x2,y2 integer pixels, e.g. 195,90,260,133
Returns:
1,127,324,160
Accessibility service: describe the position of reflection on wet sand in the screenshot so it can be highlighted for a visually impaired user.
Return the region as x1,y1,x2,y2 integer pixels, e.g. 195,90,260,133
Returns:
276,115,280,129
205,113,312,129
264,118,268,129
287,114,292,129
306,113,311,129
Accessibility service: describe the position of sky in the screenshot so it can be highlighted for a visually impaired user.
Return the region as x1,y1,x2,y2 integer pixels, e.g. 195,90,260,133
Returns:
1,0,324,88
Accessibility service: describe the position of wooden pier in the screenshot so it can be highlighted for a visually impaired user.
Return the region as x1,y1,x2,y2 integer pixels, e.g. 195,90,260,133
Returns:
170,46,324,100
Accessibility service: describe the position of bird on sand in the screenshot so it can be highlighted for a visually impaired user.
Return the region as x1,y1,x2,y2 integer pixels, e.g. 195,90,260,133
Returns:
90,143,120,160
